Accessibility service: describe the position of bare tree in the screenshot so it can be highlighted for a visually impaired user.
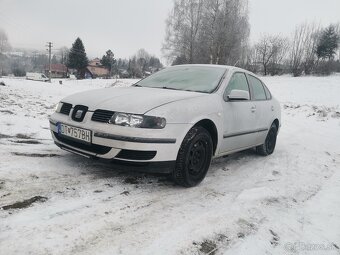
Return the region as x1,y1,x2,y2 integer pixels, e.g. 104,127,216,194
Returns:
163,0,204,64
254,35,288,75
335,23,340,60
254,36,274,75
58,46,69,65
202,0,222,64
128,49,163,78
268,36,289,75
334,23,340,61
216,0,249,65
302,23,321,75
136,48,151,72
245,46,260,73
198,0,249,65
163,0,249,65
0,28,11,76
289,23,310,76
0,29,10,54
288,23,326,76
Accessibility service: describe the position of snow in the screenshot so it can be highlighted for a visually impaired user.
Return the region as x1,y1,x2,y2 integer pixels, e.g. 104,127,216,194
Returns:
0,75,340,254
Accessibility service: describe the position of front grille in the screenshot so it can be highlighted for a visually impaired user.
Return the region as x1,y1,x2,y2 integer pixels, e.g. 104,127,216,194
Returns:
53,132,111,155
116,149,157,160
91,109,115,123
60,103,72,115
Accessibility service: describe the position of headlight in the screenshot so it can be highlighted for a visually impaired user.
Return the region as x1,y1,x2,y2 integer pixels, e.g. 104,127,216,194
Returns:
110,112,166,129
54,102,62,112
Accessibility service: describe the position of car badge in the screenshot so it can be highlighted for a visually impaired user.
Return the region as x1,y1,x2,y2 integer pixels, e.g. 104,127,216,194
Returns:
75,110,83,119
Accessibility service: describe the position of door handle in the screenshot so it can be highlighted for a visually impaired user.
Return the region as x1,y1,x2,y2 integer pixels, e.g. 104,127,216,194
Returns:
251,106,256,112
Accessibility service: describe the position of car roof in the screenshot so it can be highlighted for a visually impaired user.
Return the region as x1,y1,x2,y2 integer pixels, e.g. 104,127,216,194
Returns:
169,64,257,77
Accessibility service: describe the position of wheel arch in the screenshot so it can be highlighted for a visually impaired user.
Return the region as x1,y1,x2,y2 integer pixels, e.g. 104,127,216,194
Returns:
193,119,218,155
273,118,280,130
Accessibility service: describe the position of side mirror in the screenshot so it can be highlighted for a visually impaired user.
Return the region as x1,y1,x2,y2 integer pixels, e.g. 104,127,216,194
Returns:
227,89,250,101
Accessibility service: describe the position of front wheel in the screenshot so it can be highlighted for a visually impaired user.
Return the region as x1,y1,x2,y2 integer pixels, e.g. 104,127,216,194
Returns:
256,123,278,156
172,126,213,187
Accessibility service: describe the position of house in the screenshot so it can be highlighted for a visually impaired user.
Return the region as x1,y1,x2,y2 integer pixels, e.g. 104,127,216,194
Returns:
85,58,109,78
44,64,68,78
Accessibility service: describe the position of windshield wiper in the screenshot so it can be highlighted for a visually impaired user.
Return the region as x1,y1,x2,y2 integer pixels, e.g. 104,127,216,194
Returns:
160,86,181,91
160,87,205,93
133,84,143,87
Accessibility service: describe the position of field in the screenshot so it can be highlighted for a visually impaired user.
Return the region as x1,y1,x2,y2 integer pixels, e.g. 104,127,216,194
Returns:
0,75,339,255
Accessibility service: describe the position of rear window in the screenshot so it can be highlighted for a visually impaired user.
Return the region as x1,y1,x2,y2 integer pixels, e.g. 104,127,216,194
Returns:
263,84,272,99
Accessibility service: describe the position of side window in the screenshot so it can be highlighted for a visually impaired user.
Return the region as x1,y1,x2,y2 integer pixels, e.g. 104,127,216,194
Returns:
224,72,249,100
248,75,266,100
263,84,272,100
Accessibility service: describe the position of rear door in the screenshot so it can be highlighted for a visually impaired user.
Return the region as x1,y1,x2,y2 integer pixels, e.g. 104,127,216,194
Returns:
247,74,273,145
220,72,258,153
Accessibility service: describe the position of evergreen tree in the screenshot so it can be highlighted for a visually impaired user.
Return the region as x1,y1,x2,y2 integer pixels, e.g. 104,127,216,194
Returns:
67,37,88,70
316,25,339,60
100,49,116,75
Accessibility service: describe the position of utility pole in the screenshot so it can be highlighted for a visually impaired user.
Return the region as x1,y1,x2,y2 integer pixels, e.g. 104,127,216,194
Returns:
46,42,53,82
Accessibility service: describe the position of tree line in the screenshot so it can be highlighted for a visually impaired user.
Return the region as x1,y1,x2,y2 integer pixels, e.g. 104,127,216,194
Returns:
68,38,162,78
0,34,162,78
1,0,340,78
163,0,340,76
246,23,340,76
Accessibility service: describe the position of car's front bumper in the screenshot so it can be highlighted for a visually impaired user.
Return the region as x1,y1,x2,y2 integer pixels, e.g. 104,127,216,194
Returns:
49,112,192,173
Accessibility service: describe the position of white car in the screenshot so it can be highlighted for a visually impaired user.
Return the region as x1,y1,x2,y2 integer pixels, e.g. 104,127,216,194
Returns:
50,65,281,187
26,72,49,82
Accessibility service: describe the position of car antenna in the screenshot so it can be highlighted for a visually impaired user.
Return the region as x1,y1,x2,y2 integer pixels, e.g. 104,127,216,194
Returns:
234,60,240,66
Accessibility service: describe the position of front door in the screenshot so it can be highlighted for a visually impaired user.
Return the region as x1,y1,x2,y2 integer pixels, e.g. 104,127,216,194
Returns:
220,72,258,153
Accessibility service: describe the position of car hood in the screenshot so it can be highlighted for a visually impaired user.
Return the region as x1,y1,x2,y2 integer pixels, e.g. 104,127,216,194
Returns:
62,86,207,114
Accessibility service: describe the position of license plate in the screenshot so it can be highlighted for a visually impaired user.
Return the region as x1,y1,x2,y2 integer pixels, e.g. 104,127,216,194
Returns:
57,123,92,143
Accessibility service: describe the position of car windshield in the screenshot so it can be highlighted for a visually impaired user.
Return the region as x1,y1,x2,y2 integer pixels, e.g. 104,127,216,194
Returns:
136,66,227,93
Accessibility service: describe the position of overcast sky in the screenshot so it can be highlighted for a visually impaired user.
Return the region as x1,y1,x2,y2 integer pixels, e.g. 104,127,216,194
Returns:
0,0,339,60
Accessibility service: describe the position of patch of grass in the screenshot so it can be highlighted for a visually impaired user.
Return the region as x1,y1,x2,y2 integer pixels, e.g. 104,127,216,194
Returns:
2,196,48,210
16,133,33,139
11,152,60,157
200,240,217,254
124,177,139,184
0,110,14,114
0,133,13,139
12,140,42,144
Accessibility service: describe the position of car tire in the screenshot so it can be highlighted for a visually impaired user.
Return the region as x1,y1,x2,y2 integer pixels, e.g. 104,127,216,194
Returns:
172,126,213,187
256,123,278,156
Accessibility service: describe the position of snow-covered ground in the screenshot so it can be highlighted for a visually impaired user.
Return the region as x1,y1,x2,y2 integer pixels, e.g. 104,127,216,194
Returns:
0,75,339,255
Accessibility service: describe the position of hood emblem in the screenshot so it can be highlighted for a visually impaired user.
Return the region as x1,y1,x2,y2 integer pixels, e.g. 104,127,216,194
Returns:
75,110,84,119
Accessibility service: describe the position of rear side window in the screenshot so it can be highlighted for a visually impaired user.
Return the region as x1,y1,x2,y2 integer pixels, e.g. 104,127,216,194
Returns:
248,75,266,100
224,72,249,98
263,84,272,99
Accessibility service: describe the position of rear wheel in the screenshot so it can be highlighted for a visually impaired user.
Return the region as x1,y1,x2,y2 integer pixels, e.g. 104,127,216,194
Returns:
172,126,213,187
256,123,278,156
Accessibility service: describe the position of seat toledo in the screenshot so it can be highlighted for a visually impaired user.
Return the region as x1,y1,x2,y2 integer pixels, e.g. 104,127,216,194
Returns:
50,65,281,187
